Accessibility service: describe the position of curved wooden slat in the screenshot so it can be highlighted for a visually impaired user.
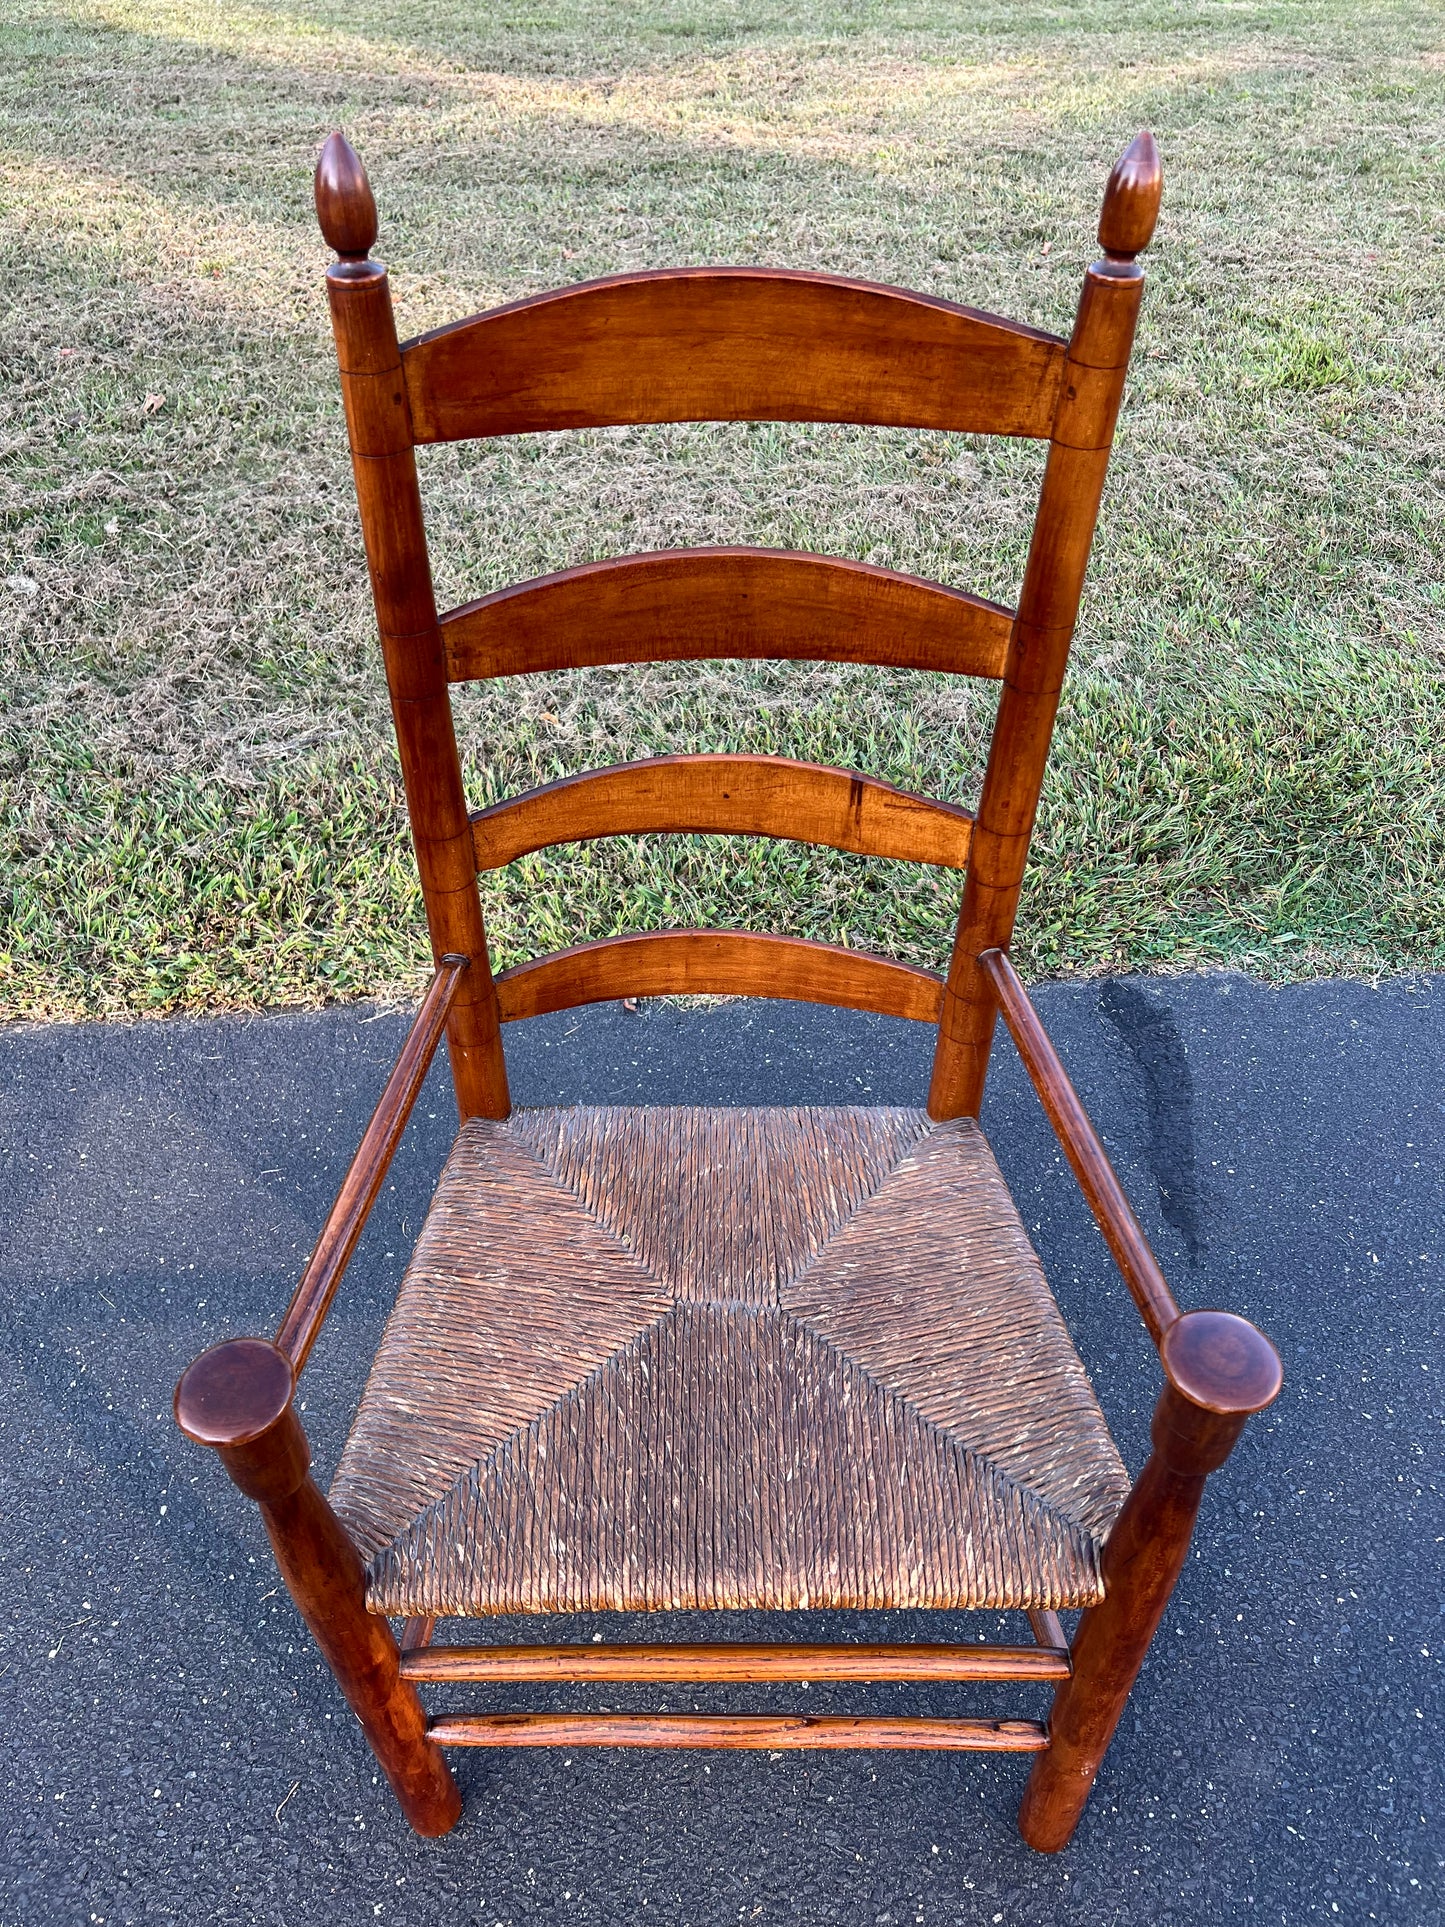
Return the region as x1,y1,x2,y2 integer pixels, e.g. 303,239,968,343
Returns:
441,547,1013,683
471,755,973,871
403,267,1067,442
493,930,944,1024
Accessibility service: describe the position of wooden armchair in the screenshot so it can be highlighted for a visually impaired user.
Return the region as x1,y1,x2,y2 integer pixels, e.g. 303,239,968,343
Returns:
174,130,1281,1851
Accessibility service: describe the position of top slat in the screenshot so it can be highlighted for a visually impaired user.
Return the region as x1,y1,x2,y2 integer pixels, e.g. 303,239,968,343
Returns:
403,268,1067,442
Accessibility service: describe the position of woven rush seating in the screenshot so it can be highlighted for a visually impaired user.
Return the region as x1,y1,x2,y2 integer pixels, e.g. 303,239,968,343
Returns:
329,1107,1130,1618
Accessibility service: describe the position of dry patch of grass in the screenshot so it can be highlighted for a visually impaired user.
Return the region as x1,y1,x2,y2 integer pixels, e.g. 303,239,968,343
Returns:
2,0,1443,1018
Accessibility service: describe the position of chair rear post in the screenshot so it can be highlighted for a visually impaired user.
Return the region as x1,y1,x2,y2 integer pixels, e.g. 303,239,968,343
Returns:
928,134,1162,1120
316,133,510,1120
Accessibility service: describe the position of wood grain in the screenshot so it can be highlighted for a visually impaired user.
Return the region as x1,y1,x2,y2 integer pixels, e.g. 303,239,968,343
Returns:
400,1616,437,1654
1097,131,1164,260
401,1642,1070,1683
314,130,377,260
1018,1310,1280,1851
174,1334,461,1836
928,168,1159,1120
322,216,509,1119
471,754,973,871
288,129,1256,1853
441,547,1013,683
428,1712,1050,1751
979,947,1181,1347
403,267,1066,442
490,931,944,1024
1028,1609,1069,1654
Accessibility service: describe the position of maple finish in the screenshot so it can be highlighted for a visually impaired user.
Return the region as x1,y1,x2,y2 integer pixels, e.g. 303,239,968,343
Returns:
173,1338,461,1835
169,126,1286,1856
981,946,1180,1345
400,1642,1071,1684
318,150,508,1123
441,547,1013,681
926,140,1162,1118
1029,1608,1070,1654
428,1713,1051,1752
403,267,1067,441
276,956,467,1373
492,930,944,1023
472,754,974,871
1019,1310,1282,1850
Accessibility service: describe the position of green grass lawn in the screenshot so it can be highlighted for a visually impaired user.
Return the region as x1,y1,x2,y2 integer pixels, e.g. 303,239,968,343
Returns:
2,0,1443,1020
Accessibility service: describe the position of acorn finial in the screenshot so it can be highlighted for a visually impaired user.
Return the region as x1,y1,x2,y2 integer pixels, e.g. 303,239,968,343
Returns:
314,131,377,260
1097,130,1162,260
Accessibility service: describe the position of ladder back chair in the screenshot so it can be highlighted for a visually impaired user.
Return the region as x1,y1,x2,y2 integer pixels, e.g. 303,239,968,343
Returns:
175,130,1282,1850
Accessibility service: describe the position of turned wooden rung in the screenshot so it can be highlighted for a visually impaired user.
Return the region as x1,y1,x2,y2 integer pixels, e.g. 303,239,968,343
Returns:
429,1713,1051,1751
401,1641,1070,1684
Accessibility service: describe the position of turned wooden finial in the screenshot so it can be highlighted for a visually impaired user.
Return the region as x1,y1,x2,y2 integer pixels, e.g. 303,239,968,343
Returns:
1155,1309,1282,1473
1161,1310,1282,1418
315,130,378,260
1097,130,1162,261
175,1335,296,1447
175,1336,310,1503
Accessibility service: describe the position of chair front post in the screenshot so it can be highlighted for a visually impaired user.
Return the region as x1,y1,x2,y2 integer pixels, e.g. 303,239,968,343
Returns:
315,133,509,1121
928,133,1162,1120
1017,1310,1282,1850
175,1338,462,1837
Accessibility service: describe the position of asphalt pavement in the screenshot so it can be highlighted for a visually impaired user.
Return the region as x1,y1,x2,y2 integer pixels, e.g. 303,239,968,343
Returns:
1,974,1441,1927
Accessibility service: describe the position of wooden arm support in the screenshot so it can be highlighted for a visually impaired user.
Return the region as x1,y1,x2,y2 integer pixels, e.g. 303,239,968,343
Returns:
978,946,1180,1345
174,1338,461,1835
172,967,471,1834
1018,1309,1282,1848
976,951,1283,1848
274,955,468,1374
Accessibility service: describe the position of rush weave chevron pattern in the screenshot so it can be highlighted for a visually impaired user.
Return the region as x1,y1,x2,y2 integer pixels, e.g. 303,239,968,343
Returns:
329,1107,1129,1617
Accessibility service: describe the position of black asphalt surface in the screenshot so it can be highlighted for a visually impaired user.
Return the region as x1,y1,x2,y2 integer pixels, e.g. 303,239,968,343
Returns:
2,975,1441,1927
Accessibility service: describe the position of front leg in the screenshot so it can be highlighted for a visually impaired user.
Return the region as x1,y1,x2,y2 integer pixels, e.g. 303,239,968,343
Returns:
1018,1310,1281,1850
175,1336,461,1836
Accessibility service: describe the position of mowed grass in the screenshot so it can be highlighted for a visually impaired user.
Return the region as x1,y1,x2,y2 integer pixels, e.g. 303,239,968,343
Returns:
2,0,1443,1020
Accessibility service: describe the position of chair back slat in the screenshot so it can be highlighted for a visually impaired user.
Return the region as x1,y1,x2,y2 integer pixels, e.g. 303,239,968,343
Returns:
403,268,1067,443
314,130,1162,1123
493,930,944,1025
471,754,974,873
441,548,1012,683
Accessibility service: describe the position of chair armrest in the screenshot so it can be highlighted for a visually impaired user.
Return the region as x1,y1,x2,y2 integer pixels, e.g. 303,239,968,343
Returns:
978,948,1180,1348
274,956,470,1374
